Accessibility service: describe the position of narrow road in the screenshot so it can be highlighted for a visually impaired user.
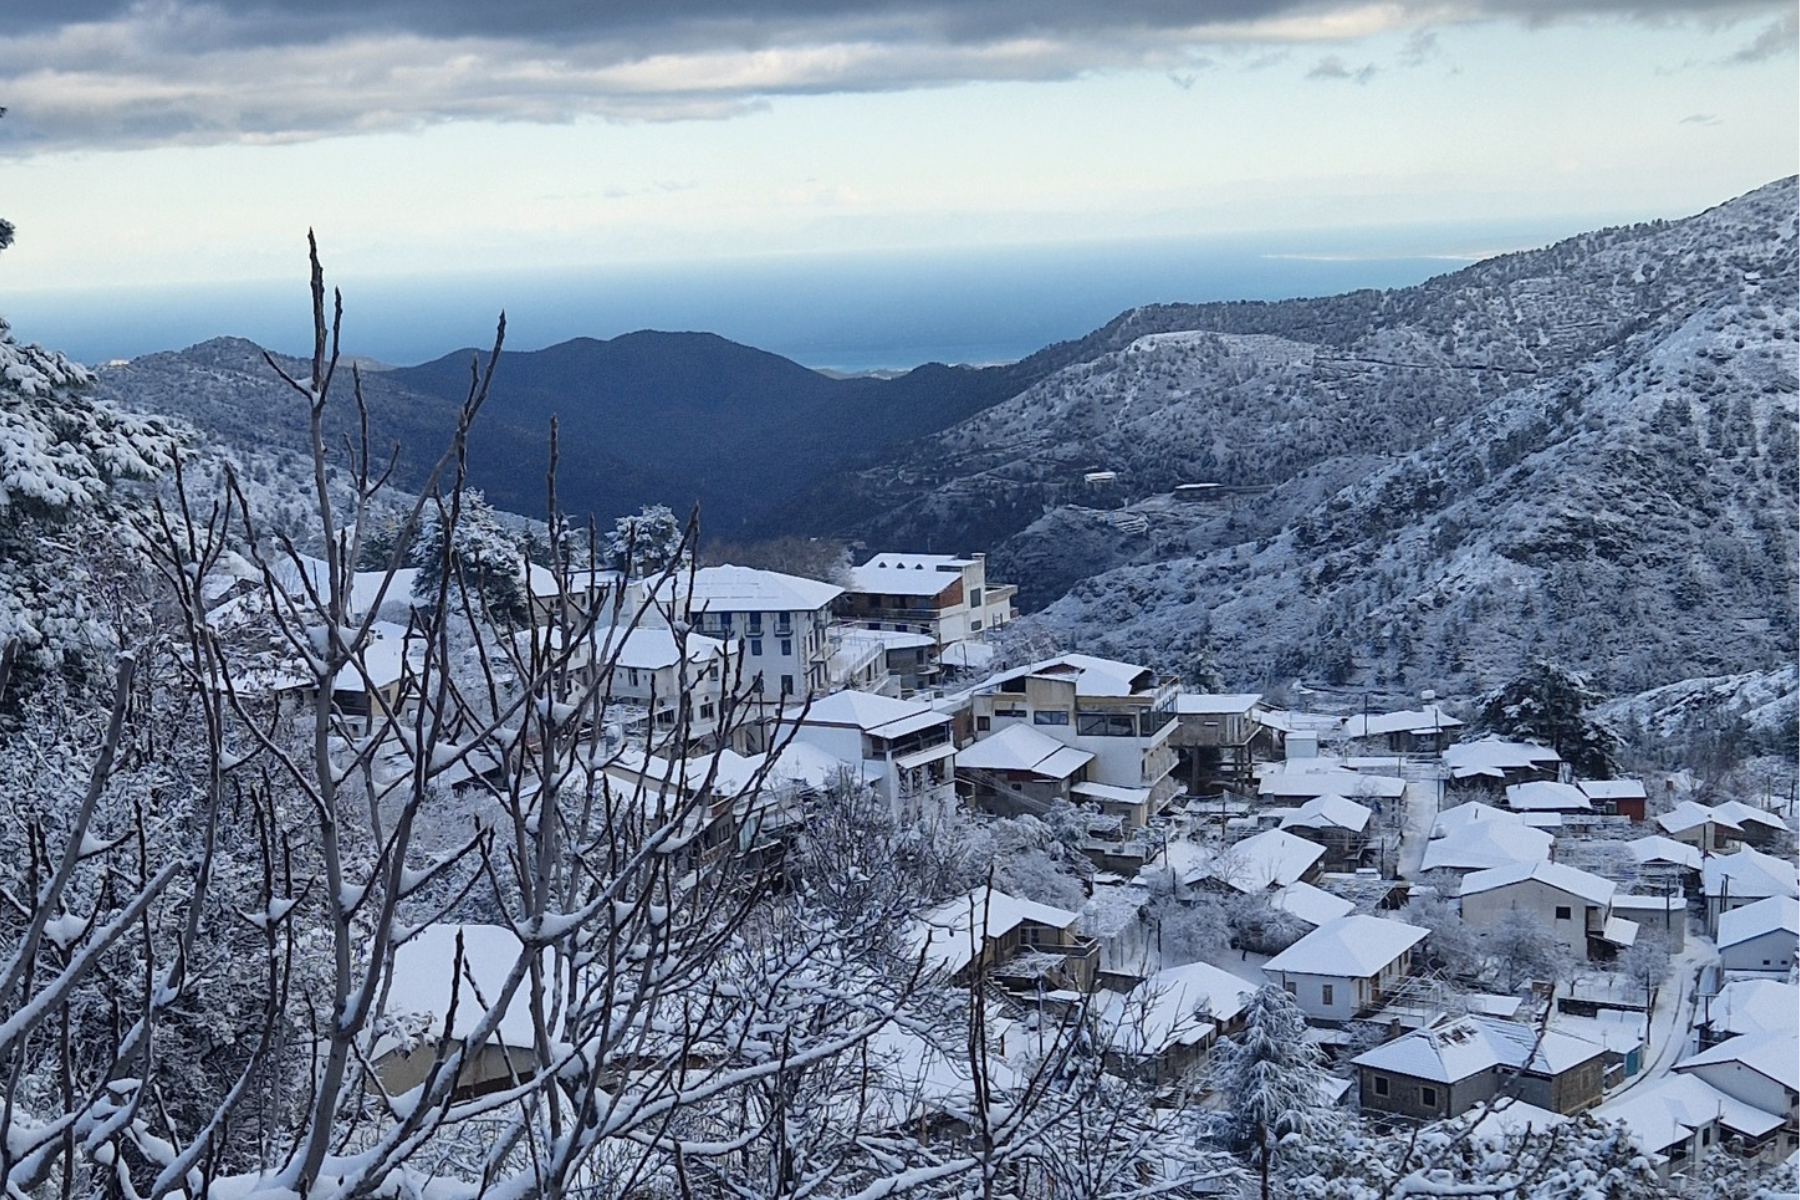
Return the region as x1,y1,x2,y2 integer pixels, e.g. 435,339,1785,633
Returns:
1594,937,1718,1110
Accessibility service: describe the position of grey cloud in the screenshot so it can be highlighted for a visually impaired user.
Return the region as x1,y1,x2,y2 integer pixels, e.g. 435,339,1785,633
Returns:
1307,55,1378,82
0,0,1788,153
1722,10,1797,62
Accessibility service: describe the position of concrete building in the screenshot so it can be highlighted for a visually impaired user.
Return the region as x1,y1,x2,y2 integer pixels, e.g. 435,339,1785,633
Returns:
840,552,1016,647
1263,915,1429,1022
777,690,956,821
1353,1017,1606,1122
1458,860,1635,962
968,654,1182,826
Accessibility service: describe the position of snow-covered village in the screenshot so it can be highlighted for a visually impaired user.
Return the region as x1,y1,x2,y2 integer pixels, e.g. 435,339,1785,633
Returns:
2,7,1798,1197
2,213,1797,1197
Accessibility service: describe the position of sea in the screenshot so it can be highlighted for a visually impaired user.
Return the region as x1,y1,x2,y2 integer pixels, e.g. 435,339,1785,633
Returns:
7,219,1584,372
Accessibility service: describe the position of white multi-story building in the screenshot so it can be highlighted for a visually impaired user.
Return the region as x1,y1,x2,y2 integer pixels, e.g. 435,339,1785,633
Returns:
840,552,1016,647
966,653,1181,828
666,565,844,701
777,690,957,820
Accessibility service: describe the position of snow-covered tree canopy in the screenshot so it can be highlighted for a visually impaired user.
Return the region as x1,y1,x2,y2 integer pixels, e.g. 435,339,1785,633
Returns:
1,318,179,677
1476,658,1621,779
605,503,686,577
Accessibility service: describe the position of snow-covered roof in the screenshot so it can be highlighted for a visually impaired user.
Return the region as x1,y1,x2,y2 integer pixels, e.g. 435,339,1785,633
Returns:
379,924,545,1053
276,554,421,619
1264,915,1428,979
1352,1016,1604,1083
743,741,853,793
532,624,723,672
955,723,1093,778
979,652,1162,699
1269,881,1356,928
1278,794,1373,834
862,552,974,572
1657,799,1744,836
1502,781,1592,812
1194,829,1326,892
1715,894,1800,951
1458,859,1615,907
1431,802,1523,838
787,690,952,738
1441,737,1561,777
1577,778,1647,802
1710,800,1791,832
1256,769,1405,801
1101,960,1259,1057
1705,980,1799,1039
1626,835,1703,871
848,561,965,598
1340,706,1463,739
1702,847,1799,902
1604,1073,1784,1153
681,564,844,613
911,888,1079,978
1174,692,1264,715
1464,1099,1567,1140
1675,1029,1800,1093
1600,916,1639,948
1071,780,1153,806
1420,821,1554,874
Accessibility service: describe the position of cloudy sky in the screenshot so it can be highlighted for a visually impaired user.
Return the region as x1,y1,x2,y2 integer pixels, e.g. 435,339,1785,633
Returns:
1,0,1794,312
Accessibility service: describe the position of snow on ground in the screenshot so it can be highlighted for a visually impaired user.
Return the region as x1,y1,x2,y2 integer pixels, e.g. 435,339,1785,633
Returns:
1395,767,1445,881
1594,935,1719,1110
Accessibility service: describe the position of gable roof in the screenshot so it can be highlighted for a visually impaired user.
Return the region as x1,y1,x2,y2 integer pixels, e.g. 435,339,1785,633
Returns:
1420,821,1554,874
982,653,1159,699
1657,799,1744,836
1269,881,1356,928
1626,835,1703,871
955,723,1093,778
1278,794,1374,834
1702,847,1800,902
1675,1029,1800,1093
1195,829,1326,892
1705,980,1800,1039
379,924,545,1052
1577,778,1647,802
1502,781,1592,812
1264,915,1428,978
1715,894,1800,950
1101,960,1260,1056
1352,1016,1604,1083
1710,801,1790,832
1458,859,1615,907
910,891,1071,979
1340,706,1463,739
1441,737,1561,779
787,690,952,738
1604,1073,1784,1154
1431,801,1522,837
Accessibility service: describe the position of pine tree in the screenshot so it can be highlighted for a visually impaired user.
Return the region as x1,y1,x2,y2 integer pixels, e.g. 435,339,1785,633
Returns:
1475,658,1620,778
1208,983,1329,1200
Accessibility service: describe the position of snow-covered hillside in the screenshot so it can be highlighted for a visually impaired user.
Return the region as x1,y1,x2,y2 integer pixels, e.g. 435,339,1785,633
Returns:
851,180,1797,703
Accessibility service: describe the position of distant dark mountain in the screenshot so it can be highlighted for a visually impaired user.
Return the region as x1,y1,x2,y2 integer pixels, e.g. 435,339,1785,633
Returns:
99,329,1058,535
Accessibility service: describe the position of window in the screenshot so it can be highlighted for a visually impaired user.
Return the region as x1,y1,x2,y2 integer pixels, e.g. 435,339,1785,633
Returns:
1321,983,1335,1007
776,612,792,632
1282,981,1297,996
976,716,991,732
699,702,714,719
627,668,641,688
1372,1076,1390,1097
780,675,794,696
970,619,982,632
716,612,733,633
780,638,792,656
968,587,982,607
1554,906,1572,920
750,638,763,657
1701,1127,1712,1147
1420,1086,1438,1108
1077,712,1138,737
1033,710,1070,726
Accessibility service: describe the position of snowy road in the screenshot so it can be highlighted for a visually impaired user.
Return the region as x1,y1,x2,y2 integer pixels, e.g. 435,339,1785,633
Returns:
1395,762,1444,881
1594,937,1718,1111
